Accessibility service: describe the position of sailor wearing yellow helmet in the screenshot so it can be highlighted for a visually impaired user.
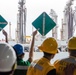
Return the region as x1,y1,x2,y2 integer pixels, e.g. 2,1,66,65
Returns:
54,37,76,75
26,37,58,75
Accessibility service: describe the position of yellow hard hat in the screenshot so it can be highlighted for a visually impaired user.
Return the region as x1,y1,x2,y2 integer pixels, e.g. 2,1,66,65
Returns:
38,37,58,54
68,37,76,50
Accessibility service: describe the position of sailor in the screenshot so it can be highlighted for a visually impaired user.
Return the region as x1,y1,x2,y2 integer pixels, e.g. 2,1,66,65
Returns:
54,37,76,75
13,30,37,75
0,43,16,75
27,37,58,75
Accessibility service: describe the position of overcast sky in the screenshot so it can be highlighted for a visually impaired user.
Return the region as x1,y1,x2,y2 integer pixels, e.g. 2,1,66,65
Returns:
0,0,76,40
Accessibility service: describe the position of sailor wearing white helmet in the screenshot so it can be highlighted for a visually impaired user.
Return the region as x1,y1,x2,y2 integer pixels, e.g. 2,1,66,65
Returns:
0,42,17,75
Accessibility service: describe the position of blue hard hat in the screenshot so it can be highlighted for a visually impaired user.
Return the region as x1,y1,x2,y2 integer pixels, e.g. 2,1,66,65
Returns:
13,44,24,56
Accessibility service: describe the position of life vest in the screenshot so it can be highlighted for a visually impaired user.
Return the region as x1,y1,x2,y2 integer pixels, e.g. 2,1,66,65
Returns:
27,57,55,75
13,65,28,75
14,59,30,75
54,56,76,75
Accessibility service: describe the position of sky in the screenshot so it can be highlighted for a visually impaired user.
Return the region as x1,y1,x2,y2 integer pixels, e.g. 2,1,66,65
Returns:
0,0,76,40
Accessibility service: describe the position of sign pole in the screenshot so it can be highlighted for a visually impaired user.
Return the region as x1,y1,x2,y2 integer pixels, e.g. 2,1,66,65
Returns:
43,12,45,36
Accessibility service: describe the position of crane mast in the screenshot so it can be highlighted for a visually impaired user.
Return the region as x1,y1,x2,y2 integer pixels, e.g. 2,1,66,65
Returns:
49,9,58,39
63,0,74,40
17,0,26,43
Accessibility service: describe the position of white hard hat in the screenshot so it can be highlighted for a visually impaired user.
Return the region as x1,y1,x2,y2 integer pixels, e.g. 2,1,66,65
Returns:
0,43,16,72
